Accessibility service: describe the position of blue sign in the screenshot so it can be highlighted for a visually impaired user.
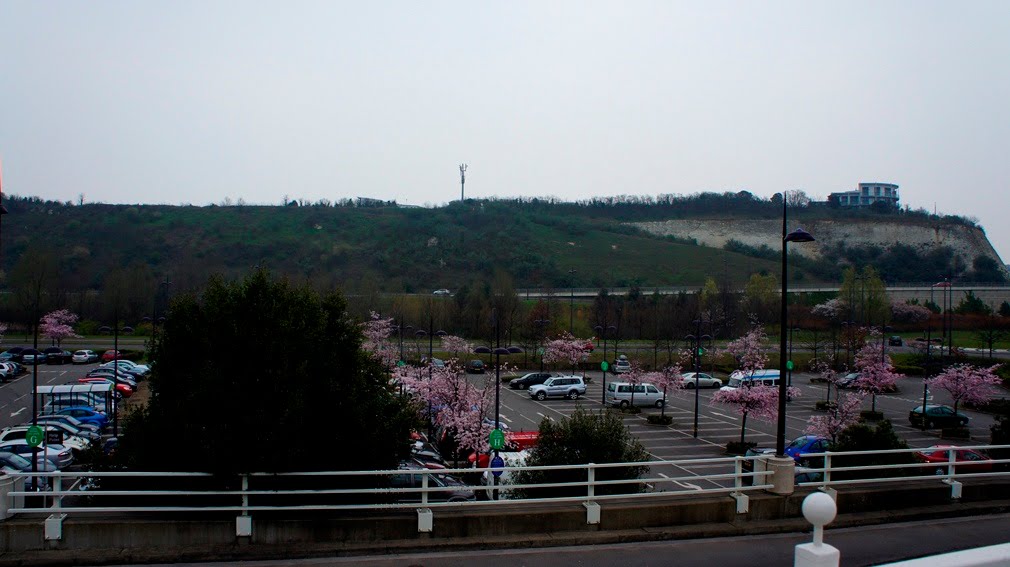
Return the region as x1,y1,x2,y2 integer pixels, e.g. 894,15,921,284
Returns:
490,455,505,478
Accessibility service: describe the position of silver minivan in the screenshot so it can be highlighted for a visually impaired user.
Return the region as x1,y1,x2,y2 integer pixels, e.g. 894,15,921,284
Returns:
605,382,666,408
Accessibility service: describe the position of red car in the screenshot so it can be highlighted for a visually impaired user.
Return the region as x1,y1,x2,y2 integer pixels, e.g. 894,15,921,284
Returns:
101,350,124,363
468,431,539,468
916,445,993,475
78,376,134,397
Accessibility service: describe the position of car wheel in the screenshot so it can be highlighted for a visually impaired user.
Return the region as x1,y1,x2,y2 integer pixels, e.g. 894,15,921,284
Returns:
520,384,527,390
685,383,696,389
935,467,945,476
927,420,936,429
619,400,629,408
536,391,547,401
712,381,722,389
655,399,665,409
568,390,579,400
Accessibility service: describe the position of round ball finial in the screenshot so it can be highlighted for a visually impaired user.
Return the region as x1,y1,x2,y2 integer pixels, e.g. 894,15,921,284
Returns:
802,492,837,527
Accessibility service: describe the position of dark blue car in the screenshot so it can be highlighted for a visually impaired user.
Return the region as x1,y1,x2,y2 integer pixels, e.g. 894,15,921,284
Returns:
784,435,831,464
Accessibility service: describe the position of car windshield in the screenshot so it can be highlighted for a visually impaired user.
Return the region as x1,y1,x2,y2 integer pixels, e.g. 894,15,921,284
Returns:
787,437,808,449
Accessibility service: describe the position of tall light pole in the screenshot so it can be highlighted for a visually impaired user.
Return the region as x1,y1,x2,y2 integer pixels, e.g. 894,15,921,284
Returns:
459,164,467,201
685,319,712,438
776,195,815,458
594,324,616,405
567,269,577,333
534,319,550,372
473,308,521,500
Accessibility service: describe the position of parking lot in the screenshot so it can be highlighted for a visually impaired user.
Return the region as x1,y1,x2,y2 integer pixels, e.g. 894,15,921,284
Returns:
0,362,116,431
490,369,997,489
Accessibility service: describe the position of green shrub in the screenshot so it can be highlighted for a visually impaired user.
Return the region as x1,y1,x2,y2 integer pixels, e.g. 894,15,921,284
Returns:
832,420,917,479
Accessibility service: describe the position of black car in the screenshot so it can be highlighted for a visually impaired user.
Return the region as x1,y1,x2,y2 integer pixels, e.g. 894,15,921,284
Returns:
508,372,556,390
909,405,969,429
43,348,73,365
465,360,486,374
888,335,903,346
0,347,26,363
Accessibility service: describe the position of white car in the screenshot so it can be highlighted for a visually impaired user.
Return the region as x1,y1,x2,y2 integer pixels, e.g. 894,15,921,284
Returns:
681,372,723,389
0,426,91,452
433,289,452,296
0,440,74,468
612,355,631,374
481,450,527,500
72,350,99,364
529,376,586,400
102,360,150,376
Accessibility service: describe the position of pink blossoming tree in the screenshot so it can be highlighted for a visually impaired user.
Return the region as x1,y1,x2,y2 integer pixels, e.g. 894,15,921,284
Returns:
724,325,769,376
543,332,588,376
713,384,799,445
360,311,398,370
812,359,843,405
805,392,864,443
40,309,80,347
440,335,472,360
646,363,683,418
853,336,903,413
928,363,1002,416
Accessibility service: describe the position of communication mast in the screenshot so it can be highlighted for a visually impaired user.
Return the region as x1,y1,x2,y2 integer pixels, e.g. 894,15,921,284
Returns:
459,163,467,201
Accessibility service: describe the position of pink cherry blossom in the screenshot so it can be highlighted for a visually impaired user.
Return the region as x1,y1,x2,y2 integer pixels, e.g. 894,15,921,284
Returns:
40,309,80,347
712,384,799,444
724,325,768,375
805,392,864,443
853,334,903,413
360,311,399,369
543,332,588,374
928,363,1002,415
440,335,472,359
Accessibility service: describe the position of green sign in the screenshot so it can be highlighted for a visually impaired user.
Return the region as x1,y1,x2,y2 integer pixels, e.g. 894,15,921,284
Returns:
489,428,505,451
600,361,609,372
396,360,406,367
25,425,44,448
786,360,794,371
697,347,705,356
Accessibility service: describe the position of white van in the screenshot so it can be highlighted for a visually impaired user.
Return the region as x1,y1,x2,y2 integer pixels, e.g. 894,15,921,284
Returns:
720,369,781,391
605,382,667,408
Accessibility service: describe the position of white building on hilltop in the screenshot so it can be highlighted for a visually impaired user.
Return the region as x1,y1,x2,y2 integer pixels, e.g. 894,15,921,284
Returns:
829,182,899,208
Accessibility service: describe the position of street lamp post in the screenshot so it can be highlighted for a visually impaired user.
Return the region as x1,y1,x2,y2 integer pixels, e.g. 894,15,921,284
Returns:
776,197,815,458
567,270,577,333
685,319,712,438
150,279,171,355
594,324,616,405
415,321,446,437
788,327,801,388
474,308,521,500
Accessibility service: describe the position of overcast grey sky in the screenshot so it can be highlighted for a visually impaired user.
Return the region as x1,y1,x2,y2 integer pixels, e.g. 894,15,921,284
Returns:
2,1,1009,258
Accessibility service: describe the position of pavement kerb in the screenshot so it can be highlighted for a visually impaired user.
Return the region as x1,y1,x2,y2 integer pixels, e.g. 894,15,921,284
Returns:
3,497,1010,567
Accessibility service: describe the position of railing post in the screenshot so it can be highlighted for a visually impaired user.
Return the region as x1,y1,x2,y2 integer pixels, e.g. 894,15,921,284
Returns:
945,447,962,499
731,457,749,513
819,452,836,500
794,492,839,567
236,474,252,538
417,470,433,533
583,463,600,525
44,472,66,542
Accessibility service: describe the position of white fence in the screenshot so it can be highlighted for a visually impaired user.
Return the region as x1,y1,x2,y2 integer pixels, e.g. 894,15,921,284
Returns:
3,444,1010,539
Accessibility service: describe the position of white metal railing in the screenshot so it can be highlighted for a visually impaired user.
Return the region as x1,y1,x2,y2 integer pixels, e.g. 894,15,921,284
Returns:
4,445,1010,538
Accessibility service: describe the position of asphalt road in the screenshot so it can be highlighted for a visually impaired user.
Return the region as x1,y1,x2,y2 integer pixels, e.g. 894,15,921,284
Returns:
138,512,1010,567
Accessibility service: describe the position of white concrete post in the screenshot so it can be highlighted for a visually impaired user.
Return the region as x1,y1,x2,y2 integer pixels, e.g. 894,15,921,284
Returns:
421,471,429,506
731,457,749,513
236,474,252,538
587,463,595,499
794,492,839,567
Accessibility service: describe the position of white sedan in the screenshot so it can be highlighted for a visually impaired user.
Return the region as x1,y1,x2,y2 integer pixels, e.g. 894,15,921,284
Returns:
681,372,723,389
72,350,99,364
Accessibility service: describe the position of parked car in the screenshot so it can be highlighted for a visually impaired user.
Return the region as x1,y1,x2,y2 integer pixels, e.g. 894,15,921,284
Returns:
888,335,903,346
605,382,667,408
101,350,124,363
87,368,138,386
0,347,26,363
102,360,150,376
432,289,452,296
529,376,586,400
43,348,73,365
0,440,74,469
508,372,556,390
390,462,474,503
32,414,100,435
480,450,528,500
909,405,969,429
77,377,134,397
48,407,109,429
465,360,486,374
835,373,861,389
31,417,101,442
916,445,993,475
783,435,831,465
743,443,828,484
0,451,58,491
72,350,100,364
0,362,21,382
0,426,90,453
681,372,723,389
612,355,631,374
20,349,46,365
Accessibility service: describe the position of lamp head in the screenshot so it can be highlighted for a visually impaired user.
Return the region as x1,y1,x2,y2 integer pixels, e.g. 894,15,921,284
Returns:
785,227,815,243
